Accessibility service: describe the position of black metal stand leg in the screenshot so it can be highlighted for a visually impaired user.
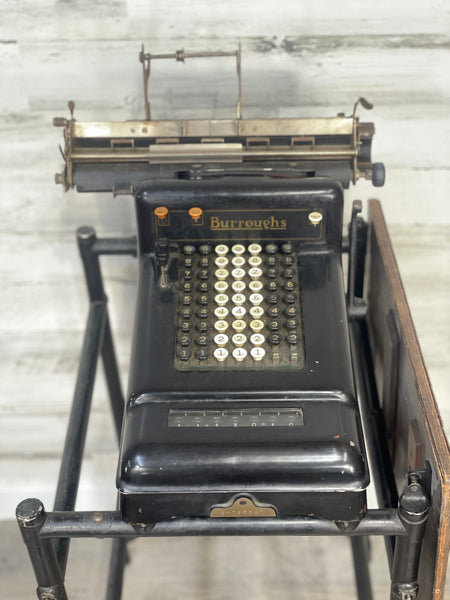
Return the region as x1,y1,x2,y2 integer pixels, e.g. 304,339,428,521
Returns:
77,226,126,442
53,301,106,575
101,319,125,441
105,538,128,600
390,473,430,599
351,536,373,600
16,499,68,600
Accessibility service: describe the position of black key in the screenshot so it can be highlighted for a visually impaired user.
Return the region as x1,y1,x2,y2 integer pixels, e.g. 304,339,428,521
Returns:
196,307,209,319
196,334,209,347
265,243,278,254
177,334,191,346
283,268,295,279
266,268,277,279
266,281,278,292
180,307,193,319
281,242,294,254
179,320,191,333
196,348,209,361
283,280,296,291
183,245,196,255
183,294,192,306
286,318,298,329
287,332,299,345
199,257,210,267
267,306,281,318
268,293,280,304
198,282,209,293
183,282,192,293
269,320,280,331
184,257,194,268
177,348,192,361
197,294,209,305
284,293,297,304
198,269,210,280
269,333,282,345
266,256,277,267
285,306,298,318
196,320,210,332
199,244,212,255
283,256,295,266
183,269,193,280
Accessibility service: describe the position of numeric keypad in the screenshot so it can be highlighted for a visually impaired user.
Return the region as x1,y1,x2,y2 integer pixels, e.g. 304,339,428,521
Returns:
175,241,303,369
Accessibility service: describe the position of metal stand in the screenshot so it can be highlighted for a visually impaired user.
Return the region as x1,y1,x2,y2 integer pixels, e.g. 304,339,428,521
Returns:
17,224,430,600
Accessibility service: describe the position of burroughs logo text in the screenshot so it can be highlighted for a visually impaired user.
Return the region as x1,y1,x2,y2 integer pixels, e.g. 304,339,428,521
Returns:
209,215,287,231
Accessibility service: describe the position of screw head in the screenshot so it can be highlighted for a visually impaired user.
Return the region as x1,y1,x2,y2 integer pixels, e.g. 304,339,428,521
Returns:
92,512,104,523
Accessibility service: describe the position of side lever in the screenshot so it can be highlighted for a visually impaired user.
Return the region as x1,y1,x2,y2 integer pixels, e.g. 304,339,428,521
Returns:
347,200,367,320
156,241,169,288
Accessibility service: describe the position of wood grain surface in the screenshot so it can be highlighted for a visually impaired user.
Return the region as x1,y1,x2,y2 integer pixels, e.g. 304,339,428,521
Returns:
368,200,450,599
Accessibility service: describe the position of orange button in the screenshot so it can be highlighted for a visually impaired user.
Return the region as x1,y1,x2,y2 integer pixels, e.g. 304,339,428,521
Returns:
154,206,168,219
189,207,203,220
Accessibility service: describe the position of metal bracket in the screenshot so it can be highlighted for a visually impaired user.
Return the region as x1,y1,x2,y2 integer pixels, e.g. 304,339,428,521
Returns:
37,587,64,600
390,471,430,600
139,44,243,121
210,496,277,518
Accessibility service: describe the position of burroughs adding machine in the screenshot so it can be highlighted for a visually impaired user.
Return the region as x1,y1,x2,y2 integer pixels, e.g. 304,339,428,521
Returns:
17,48,450,600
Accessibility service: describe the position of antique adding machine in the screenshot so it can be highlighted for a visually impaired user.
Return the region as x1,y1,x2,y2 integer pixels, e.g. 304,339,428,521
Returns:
16,47,449,600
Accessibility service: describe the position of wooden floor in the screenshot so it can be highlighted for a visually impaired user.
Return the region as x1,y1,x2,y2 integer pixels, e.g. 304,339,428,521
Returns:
0,0,449,597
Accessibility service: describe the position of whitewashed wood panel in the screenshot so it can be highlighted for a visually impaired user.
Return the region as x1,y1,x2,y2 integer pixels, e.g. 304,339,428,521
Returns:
0,454,119,518
7,42,448,120
1,0,449,40
0,1,448,530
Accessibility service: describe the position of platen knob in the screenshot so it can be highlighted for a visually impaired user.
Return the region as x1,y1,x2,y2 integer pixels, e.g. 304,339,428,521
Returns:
372,162,386,187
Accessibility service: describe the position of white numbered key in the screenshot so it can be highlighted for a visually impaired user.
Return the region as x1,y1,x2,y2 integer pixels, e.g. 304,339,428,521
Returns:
248,243,262,255
232,305,246,318
232,333,247,346
232,280,246,292
251,346,266,361
214,347,229,361
248,267,263,279
250,306,264,318
249,280,263,293
232,319,246,332
214,306,229,319
214,333,229,347
215,269,229,280
232,256,246,267
250,319,264,333
215,294,229,306
250,333,265,346
231,268,246,280
215,256,229,267
215,244,229,256
248,256,262,267
232,293,246,306
214,320,229,332
232,347,248,362
214,280,228,292
231,244,246,255
249,293,264,305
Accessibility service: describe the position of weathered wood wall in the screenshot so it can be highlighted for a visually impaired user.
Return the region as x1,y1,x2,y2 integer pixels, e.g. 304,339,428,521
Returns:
0,0,449,519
